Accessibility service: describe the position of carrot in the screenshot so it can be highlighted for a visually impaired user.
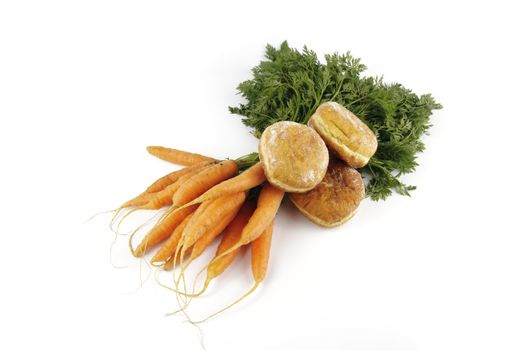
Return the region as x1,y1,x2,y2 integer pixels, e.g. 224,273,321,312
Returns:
171,160,238,208
133,204,198,257
122,182,179,215
138,163,215,210
147,146,216,166
206,183,283,262
188,201,256,297
187,194,247,263
181,184,281,308
192,220,274,323
173,192,247,305
144,162,213,193
136,178,185,210
233,183,282,247
251,219,274,284
113,163,215,233
151,212,195,263
118,157,236,236
178,191,247,259
163,257,174,271
123,160,216,207
106,158,216,231
179,162,266,208
170,198,245,297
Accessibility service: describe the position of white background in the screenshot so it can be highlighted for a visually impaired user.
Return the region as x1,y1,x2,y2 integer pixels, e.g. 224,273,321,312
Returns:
1,1,524,349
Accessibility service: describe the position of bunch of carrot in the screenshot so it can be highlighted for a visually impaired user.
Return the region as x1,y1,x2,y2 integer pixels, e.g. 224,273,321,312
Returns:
113,146,283,319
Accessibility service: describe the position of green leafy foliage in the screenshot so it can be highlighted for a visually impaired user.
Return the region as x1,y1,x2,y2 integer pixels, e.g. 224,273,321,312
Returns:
229,41,441,200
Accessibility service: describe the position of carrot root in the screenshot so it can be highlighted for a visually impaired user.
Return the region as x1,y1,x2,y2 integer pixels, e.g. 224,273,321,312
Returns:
109,230,128,269
191,283,260,324
84,208,119,224
114,207,142,234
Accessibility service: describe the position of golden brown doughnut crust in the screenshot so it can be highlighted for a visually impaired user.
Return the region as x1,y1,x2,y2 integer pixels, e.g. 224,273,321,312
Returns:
308,102,377,168
259,121,329,193
289,158,365,227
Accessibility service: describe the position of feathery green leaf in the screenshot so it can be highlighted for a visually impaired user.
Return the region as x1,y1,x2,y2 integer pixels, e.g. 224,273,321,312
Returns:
229,41,441,200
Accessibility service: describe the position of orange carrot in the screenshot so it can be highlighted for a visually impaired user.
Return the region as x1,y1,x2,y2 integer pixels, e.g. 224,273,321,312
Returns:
136,178,185,210
184,184,282,306
178,191,246,257
163,257,174,271
113,164,215,234
173,192,246,305
251,219,274,284
190,201,256,296
138,163,216,210
207,183,283,261
193,220,274,323
144,163,210,193
147,146,216,166
169,204,244,292
121,161,212,218
171,160,238,207
235,183,282,245
133,204,198,257
122,160,216,207
151,212,195,263
181,162,266,208
187,196,247,263
144,160,215,195
235,183,282,246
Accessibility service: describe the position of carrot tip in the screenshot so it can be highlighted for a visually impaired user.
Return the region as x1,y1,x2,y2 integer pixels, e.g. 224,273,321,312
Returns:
132,243,146,257
150,260,164,267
